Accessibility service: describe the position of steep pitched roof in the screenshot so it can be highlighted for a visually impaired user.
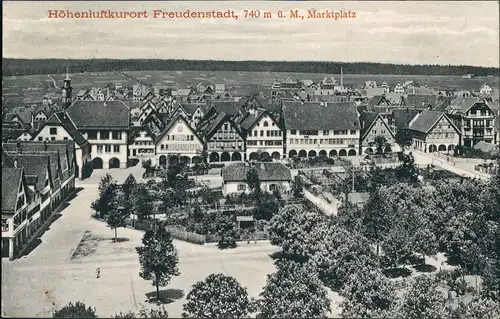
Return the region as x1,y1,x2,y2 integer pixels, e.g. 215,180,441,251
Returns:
238,108,268,131
282,102,360,131
3,154,51,191
222,162,291,182
2,151,16,168
392,108,421,130
402,95,435,109
409,110,454,134
359,112,381,138
180,103,201,116
203,112,243,141
66,101,130,129
211,101,242,116
447,97,483,114
2,168,24,213
154,114,201,144
15,109,34,125
3,140,74,174
42,112,89,147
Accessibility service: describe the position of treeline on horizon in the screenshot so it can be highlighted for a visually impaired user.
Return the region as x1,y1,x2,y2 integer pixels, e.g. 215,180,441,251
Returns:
2,58,499,77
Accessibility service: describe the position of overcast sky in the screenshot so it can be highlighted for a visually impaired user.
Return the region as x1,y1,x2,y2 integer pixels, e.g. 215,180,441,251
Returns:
3,1,499,67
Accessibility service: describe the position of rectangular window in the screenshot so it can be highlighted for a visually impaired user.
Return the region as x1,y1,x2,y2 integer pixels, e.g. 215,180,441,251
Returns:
112,131,121,140
323,130,329,136
351,130,357,135
237,184,246,191
97,145,103,153
38,137,43,141
291,130,296,135
113,145,120,152
266,131,270,137
260,131,264,137
248,131,252,137
84,131,95,140
105,145,111,153
100,131,109,140
63,137,68,140
50,127,57,135
51,137,56,141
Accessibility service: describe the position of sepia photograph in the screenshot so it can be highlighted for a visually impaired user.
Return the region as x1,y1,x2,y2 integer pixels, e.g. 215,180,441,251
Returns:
1,0,500,318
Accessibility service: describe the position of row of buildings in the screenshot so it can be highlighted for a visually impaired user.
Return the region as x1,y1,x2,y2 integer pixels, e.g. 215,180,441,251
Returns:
2,140,77,260
3,74,499,173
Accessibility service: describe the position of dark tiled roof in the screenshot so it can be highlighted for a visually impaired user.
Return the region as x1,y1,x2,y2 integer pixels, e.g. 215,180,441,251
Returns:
15,109,33,125
222,162,292,182
203,112,243,141
447,97,482,114
367,95,391,107
2,151,16,168
282,101,359,131
4,140,74,174
66,101,130,129
2,168,23,213
3,154,50,191
154,114,201,144
211,101,242,116
434,96,453,112
239,108,267,131
402,95,435,109
392,108,421,130
181,103,201,116
359,112,380,138
42,112,89,147
2,128,26,141
409,110,446,133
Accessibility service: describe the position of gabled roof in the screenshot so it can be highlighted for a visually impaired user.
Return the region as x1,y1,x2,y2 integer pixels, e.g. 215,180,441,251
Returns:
180,103,202,116
222,162,292,182
3,140,74,174
409,110,457,134
66,101,130,129
3,154,52,191
2,128,27,141
359,112,386,139
447,97,485,114
367,95,391,107
401,95,435,109
239,108,268,131
2,168,24,213
211,101,242,116
154,114,201,144
129,126,155,143
391,108,421,130
302,79,315,87
42,112,89,147
15,109,34,124
203,112,243,141
281,101,359,131
2,151,16,168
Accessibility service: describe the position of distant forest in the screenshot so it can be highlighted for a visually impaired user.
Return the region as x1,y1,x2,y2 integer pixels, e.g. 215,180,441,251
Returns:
2,58,499,77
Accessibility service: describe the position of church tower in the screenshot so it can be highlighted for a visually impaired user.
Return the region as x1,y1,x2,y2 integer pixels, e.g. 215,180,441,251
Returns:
61,68,73,109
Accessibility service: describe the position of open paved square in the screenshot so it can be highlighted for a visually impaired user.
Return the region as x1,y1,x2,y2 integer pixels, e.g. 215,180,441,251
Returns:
1,168,343,318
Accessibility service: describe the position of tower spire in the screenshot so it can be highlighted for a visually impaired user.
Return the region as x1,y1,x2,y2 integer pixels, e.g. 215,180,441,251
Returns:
341,66,343,88
66,68,69,80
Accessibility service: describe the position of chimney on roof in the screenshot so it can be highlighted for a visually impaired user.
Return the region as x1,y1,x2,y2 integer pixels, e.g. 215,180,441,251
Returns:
14,159,18,168
16,142,21,154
